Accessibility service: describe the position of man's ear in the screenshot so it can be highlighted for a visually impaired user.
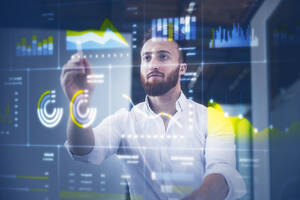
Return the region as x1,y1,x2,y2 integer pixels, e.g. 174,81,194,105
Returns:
179,63,187,75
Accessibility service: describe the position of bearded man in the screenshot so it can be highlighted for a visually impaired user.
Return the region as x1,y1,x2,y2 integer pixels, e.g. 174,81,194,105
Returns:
60,35,246,200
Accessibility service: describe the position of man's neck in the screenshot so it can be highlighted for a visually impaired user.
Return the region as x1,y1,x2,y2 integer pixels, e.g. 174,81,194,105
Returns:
148,86,181,116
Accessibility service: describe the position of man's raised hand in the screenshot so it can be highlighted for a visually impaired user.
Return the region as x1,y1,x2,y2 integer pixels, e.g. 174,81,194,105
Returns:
60,53,94,102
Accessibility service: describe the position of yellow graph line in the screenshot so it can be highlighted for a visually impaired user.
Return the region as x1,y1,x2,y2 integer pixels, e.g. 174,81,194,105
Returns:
169,185,194,194
99,18,128,45
211,28,215,48
66,18,128,45
0,104,12,124
70,89,84,128
29,188,48,192
60,190,143,200
208,101,300,138
17,176,48,180
37,90,50,109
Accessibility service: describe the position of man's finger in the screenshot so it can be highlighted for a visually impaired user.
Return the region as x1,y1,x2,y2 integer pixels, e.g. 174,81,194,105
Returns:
61,58,86,77
83,58,92,75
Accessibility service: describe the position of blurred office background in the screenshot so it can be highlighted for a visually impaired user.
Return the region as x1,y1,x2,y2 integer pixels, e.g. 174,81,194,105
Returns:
0,0,299,199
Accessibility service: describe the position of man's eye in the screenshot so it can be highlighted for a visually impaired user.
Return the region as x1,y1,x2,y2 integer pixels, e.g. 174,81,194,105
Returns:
159,54,168,61
143,55,151,62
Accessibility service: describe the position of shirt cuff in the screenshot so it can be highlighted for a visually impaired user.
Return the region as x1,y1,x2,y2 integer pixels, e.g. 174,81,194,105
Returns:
64,140,106,165
203,163,247,200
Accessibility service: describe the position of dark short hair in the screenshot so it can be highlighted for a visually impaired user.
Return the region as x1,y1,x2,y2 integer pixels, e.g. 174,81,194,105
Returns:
142,29,186,63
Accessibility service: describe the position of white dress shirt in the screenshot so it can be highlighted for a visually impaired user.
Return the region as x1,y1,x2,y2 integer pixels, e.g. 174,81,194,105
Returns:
66,92,246,200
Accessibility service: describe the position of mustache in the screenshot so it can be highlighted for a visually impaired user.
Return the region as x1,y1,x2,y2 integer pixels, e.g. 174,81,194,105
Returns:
147,70,165,79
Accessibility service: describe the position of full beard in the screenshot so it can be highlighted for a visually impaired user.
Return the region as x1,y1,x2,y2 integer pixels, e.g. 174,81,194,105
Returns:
140,66,180,96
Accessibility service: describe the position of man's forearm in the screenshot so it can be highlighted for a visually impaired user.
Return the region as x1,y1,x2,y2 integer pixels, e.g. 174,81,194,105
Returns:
182,173,229,200
67,117,95,155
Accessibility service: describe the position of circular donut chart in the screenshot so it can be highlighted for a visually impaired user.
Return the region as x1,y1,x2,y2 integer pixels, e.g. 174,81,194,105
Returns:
70,89,97,128
37,90,63,128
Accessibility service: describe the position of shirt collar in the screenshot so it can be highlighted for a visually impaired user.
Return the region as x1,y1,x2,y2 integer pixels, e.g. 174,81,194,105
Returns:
144,91,187,114
175,92,187,112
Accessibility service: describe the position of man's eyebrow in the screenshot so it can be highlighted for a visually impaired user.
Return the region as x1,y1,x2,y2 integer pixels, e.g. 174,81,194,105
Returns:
156,50,171,55
141,51,152,56
141,50,171,57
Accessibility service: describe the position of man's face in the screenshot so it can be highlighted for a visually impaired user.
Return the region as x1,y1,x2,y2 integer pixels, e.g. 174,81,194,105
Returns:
140,39,183,96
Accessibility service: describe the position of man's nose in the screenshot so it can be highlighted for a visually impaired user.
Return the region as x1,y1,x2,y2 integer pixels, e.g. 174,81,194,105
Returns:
148,56,160,70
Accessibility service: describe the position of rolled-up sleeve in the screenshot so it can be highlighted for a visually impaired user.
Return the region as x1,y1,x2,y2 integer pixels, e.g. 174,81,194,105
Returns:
64,108,128,165
204,107,246,199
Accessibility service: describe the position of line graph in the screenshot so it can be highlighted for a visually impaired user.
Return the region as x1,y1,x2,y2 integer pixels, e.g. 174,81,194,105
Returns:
66,18,129,50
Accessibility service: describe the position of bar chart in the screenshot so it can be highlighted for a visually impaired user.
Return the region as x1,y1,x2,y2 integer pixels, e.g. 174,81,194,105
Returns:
209,24,259,48
16,35,54,56
151,16,196,41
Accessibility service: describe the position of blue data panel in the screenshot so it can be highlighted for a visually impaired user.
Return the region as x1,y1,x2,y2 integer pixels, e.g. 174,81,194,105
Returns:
29,70,68,145
60,148,128,199
0,71,27,144
151,16,197,41
11,29,59,69
203,24,262,62
0,146,59,200
209,24,259,48
29,68,110,145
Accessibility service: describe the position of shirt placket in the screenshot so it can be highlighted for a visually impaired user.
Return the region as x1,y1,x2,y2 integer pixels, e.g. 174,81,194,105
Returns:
160,111,183,199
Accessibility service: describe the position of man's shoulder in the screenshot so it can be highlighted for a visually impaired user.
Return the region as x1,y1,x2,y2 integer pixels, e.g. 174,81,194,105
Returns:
131,101,147,112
